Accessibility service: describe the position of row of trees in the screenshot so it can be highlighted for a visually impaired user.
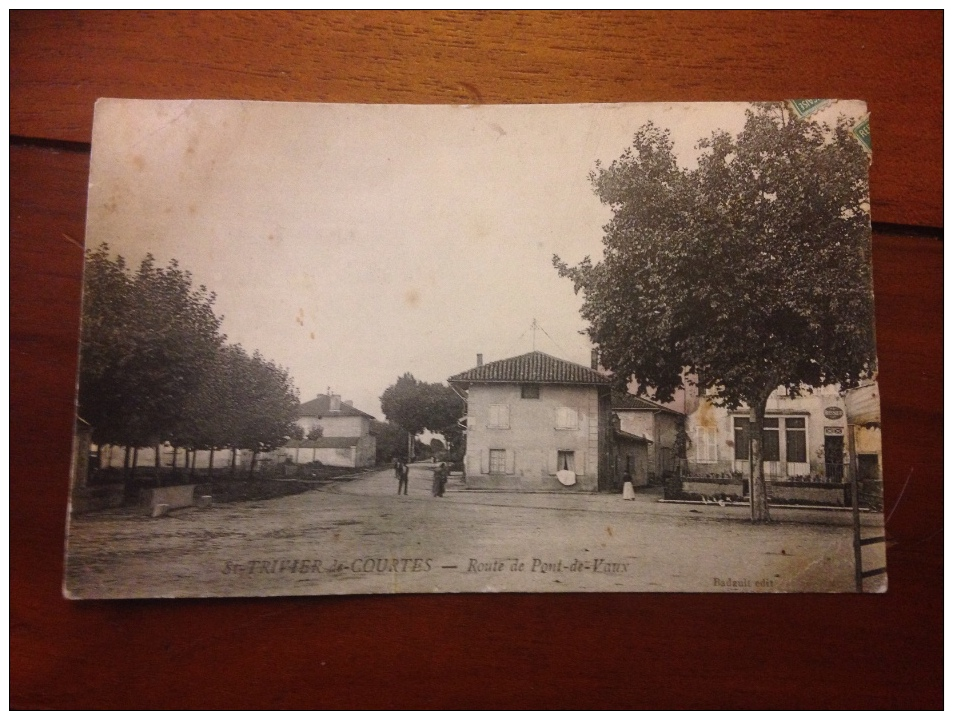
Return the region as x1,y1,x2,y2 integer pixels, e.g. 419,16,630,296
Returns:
379,373,465,461
556,104,875,522
79,244,300,479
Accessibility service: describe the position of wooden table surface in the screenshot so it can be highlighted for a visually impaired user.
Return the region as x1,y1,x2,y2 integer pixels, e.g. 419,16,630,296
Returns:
10,11,942,709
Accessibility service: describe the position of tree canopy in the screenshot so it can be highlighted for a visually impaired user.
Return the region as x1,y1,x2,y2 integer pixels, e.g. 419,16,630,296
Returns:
370,420,411,464
555,104,875,521
80,245,223,450
379,374,465,458
79,244,300,475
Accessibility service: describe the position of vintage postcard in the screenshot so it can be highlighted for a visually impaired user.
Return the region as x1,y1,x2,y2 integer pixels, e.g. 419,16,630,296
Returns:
64,100,886,598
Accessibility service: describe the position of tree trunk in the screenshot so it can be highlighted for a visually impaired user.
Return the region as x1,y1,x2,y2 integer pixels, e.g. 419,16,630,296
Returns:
231,447,238,476
154,444,162,487
208,448,215,475
122,446,133,499
250,450,258,476
132,447,139,471
171,446,178,476
408,432,414,462
749,394,771,523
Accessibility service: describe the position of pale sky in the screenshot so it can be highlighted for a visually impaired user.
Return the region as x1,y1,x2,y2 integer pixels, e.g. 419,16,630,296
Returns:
85,99,865,419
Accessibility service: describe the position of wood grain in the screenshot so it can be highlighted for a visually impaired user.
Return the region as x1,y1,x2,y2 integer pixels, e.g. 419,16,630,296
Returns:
10,10,943,227
10,143,942,709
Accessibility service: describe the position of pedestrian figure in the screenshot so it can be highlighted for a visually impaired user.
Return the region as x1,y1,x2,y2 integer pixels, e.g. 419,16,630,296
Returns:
437,462,449,497
622,472,635,501
397,460,409,495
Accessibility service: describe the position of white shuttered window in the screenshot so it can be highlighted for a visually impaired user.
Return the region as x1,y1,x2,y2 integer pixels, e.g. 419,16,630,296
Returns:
555,407,579,430
695,426,718,463
488,404,510,429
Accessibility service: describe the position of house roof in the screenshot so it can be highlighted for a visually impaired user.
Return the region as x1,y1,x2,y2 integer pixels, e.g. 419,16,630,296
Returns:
298,395,375,420
614,429,652,444
448,351,610,386
284,437,361,449
611,391,684,417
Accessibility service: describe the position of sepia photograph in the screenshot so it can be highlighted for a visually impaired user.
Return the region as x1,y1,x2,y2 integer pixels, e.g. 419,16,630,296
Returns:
64,99,886,598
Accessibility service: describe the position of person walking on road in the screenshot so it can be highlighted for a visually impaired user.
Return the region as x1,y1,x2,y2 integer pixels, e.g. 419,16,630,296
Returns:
432,462,449,497
396,458,409,495
437,462,449,497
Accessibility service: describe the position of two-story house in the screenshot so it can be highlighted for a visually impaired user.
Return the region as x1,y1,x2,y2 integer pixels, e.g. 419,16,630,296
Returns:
282,393,376,468
611,391,685,485
676,378,883,506
449,351,642,492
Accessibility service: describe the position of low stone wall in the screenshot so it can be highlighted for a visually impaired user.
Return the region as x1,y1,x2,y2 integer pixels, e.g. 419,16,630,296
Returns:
766,481,846,506
678,478,851,506
682,480,745,498
70,484,125,514
139,484,196,511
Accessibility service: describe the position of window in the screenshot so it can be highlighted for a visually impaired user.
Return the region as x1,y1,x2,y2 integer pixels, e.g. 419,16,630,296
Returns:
557,450,575,471
695,426,717,463
555,407,579,430
735,415,808,464
762,418,780,461
734,417,750,460
489,449,506,474
857,454,879,481
521,384,540,399
488,404,510,429
785,417,807,463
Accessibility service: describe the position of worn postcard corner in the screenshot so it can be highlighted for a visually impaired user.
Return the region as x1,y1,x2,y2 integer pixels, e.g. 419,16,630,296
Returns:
65,99,886,599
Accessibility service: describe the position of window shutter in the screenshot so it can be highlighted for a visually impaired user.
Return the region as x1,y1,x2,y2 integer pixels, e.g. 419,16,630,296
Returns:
555,407,577,429
505,450,516,474
695,426,718,463
480,449,489,474
488,405,509,429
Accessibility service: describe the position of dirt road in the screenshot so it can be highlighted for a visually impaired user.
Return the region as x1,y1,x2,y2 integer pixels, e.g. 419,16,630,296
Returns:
64,464,887,598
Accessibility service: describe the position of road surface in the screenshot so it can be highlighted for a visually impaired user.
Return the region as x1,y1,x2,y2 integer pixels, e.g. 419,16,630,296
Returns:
64,463,887,598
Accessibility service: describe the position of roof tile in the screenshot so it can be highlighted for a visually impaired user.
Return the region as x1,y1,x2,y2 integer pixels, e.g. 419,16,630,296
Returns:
298,395,375,420
448,351,610,385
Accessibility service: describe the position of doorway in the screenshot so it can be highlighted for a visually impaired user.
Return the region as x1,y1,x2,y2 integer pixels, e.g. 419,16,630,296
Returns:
824,435,845,482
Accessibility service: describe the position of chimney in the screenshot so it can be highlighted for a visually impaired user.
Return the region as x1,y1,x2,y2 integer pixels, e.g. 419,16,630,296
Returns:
330,394,341,412
477,353,483,367
591,348,600,370
343,400,353,408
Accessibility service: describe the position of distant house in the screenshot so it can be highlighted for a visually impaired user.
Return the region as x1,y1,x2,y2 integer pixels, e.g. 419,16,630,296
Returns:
671,378,882,507
448,351,640,492
611,392,684,485
682,382,859,483
283,393,376,468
